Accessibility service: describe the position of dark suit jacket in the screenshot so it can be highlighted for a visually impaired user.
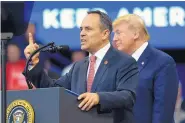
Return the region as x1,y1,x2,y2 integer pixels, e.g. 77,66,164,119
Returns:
134,44,179,123
26,46,139,123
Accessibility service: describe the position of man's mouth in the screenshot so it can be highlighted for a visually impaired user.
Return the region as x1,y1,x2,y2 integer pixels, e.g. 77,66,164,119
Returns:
81,39,86,44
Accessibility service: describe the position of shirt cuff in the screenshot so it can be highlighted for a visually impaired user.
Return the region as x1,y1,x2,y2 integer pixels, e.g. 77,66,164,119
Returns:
28,65,34,71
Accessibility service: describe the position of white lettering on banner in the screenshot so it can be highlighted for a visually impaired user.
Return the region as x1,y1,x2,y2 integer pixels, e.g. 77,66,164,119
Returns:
43,9,60,29
76,8,107,28
76,8,90,28
117,8,129,17
154,7,168,27
60,9,75,28
43,6,185,29
133,7,152,27
169,7,185,26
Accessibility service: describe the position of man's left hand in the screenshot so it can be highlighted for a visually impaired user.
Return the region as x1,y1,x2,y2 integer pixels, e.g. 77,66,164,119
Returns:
78,92,99,111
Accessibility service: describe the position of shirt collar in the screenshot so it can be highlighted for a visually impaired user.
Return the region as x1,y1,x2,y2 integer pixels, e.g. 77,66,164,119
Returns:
132,42,148,61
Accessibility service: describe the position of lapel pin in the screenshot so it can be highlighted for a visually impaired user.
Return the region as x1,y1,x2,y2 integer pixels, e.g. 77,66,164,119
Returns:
104,60,108,65
141,61,144,65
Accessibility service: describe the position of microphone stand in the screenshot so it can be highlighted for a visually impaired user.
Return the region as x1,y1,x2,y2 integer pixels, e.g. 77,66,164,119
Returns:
24,42,55,89
1,33,13,123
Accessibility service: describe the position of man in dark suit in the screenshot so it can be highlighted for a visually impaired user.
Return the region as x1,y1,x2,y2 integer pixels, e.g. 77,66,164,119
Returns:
113,14,179,123
24,11,139,123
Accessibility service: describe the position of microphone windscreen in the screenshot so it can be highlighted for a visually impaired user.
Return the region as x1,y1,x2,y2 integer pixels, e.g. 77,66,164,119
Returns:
58,45,70,51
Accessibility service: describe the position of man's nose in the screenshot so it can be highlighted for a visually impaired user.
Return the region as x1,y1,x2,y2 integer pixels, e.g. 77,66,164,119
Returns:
113,35,118,42
80,29,86,37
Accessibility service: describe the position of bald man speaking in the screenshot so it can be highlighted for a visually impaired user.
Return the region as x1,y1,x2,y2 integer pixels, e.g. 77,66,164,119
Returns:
112,14,179,123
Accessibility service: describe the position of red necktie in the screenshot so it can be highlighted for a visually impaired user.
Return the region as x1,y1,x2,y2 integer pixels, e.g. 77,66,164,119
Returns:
87,55,96,92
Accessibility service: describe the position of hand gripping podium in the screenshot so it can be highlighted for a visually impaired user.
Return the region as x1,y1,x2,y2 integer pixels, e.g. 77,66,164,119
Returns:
1,87,113,123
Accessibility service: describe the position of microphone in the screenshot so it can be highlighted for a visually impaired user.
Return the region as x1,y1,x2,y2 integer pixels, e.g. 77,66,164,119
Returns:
41,45,69,53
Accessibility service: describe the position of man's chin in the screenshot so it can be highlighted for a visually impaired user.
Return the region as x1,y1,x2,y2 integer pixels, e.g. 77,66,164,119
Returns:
81,46,87,51
117,47,122,51
118,47,129,54
118,47,125,52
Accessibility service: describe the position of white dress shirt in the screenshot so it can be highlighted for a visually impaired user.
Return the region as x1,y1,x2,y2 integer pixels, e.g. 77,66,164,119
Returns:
132,42,148,61
87,43,111,78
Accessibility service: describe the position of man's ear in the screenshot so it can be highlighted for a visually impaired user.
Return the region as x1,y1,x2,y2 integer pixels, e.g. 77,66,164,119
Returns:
102,29,110,40
133,31,139,40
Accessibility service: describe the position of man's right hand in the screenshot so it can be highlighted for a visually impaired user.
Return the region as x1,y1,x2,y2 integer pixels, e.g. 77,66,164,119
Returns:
24,33,40,67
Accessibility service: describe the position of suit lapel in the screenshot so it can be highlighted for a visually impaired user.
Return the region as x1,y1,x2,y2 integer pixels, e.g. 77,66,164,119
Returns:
137,44,153,72
91,46,115,92
78,58,89,93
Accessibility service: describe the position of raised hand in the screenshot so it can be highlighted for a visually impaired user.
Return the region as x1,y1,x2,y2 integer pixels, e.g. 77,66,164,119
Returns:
24,33,40,66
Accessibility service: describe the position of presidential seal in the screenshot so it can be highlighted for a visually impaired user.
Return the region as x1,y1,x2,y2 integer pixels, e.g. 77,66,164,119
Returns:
6,100,34,123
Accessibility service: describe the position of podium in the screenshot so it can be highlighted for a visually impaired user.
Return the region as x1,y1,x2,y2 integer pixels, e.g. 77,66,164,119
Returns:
0,87,113,123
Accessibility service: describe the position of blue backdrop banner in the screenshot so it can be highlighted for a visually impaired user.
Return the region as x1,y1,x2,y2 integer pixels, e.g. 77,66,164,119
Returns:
27,1,185,49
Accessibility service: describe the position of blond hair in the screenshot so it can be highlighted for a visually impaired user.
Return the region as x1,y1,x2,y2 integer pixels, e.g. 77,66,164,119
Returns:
113,14,150,41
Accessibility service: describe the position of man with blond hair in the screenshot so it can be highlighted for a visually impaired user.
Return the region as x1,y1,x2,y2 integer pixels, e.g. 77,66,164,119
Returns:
112,14,179,123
